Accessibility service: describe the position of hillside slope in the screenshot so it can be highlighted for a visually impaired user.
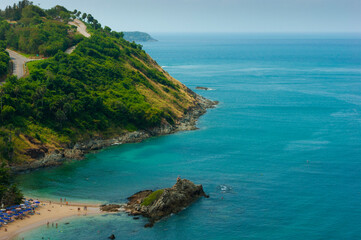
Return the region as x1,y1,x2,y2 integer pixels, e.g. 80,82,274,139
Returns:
0,1,215,170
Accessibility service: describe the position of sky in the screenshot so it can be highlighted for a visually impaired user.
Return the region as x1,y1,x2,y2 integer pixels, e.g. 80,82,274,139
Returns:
0,0,360,33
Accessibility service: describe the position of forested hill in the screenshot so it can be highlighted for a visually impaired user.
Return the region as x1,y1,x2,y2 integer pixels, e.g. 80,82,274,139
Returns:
0,1,199,168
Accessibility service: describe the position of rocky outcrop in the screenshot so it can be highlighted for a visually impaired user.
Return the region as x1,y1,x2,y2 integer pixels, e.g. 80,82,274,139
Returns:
100,204,122,212
11,95,217,173
125,178,209,227
196,86,210,90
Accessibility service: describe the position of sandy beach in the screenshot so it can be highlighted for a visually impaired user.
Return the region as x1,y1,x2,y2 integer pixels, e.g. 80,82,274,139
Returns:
0,200,101,240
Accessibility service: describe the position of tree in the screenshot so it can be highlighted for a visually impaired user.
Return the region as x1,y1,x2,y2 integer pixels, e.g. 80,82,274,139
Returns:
87,13,94,23
104,26,111,33
81,13,87,20
0,164,23,207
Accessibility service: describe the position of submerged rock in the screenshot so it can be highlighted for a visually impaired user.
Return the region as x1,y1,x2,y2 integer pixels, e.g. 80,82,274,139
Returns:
125,178,209,227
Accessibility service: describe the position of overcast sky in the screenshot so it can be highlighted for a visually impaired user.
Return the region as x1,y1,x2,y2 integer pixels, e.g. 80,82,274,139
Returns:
1,0,360,33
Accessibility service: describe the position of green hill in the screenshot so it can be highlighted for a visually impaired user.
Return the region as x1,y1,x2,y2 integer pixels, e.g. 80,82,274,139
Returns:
0,1,212,171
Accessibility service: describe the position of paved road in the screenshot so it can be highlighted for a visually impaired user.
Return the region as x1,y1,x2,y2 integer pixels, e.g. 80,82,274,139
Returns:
6,49,32,79
66,19,91,54
69,19,90,38
1,20,90,84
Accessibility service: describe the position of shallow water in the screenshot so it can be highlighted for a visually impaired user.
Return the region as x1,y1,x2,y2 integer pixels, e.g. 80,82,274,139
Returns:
16,33,361,239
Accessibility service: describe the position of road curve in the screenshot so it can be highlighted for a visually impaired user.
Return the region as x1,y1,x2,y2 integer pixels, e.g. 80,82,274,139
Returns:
69,19,90,38
66,19,91,54
6,49,31,79
5,49,41,80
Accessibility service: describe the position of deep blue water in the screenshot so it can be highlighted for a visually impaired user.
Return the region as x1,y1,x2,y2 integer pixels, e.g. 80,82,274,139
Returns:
16,33,361,239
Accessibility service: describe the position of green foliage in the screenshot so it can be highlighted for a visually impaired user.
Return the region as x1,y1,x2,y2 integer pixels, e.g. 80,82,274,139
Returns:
0,21,10,40
0,0,33,21
141,189,164,206
0,164,23,207
0,2,80,57
0,30,177,139
5,17,81,56
0,42,10,77
0,3,193,167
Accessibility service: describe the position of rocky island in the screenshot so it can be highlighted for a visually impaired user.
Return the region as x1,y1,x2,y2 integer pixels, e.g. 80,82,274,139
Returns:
125,178,209,227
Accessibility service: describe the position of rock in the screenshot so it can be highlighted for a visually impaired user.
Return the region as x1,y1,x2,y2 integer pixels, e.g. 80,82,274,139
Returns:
125,178,208,227
108,234,116,239
100,204,122,212
196,86,210,90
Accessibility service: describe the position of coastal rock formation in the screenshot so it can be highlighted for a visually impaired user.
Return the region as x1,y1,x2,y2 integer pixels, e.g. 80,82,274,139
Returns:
196,86,210,90
100,204,122,212
125,178,209,227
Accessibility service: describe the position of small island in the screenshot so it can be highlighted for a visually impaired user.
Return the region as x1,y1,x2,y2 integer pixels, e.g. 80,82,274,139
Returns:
123,31,157,42
125,178,209,227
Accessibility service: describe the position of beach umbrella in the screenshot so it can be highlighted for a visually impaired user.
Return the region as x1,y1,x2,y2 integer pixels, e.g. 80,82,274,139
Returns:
34,201,40,204
0,220,4,222
16,208,21,211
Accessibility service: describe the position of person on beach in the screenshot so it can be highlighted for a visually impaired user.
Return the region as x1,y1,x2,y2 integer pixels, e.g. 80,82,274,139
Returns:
47,221,49,227
60,198,62,203
56,223,58,228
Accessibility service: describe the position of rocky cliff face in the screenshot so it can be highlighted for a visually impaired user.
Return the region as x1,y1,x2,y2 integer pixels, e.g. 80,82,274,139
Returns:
11,94,217,173
125,178,209,227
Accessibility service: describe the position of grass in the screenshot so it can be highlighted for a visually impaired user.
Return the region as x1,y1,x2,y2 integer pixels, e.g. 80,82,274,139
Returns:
141,189,164,206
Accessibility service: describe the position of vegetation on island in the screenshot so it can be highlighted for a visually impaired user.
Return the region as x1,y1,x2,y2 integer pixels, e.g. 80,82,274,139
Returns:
0,1,197,169
141,189,164,206
123,31,157,42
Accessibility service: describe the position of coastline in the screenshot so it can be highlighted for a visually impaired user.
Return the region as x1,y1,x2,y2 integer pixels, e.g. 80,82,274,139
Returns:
0,200,102,240
3,93,217,239
11,93,217,173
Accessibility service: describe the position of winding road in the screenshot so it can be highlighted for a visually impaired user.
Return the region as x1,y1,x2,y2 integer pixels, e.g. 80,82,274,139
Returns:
5,49,38,79
67,19,91,54
69,19,90,38
0,20,90,83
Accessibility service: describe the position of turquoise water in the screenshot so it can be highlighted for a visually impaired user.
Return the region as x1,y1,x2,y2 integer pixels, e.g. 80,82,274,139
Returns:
16,34,361,239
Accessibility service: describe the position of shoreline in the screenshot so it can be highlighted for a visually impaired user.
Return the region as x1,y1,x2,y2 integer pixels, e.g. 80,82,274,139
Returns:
0,200,103,240
11,93,217,173
3,94,217,239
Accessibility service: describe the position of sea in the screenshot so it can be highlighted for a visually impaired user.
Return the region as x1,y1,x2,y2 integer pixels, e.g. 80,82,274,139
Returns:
15,33,361,240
